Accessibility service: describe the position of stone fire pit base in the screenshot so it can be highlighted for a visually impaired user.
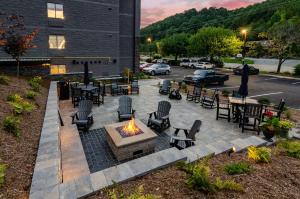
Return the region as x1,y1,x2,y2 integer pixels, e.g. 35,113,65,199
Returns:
105,119,158,161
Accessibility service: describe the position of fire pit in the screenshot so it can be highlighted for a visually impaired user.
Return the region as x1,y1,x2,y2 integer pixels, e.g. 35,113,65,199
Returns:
105,119,158,161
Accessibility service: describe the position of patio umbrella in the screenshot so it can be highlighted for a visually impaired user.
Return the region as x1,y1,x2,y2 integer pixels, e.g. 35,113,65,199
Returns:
238,64,249,98
84,62,90,86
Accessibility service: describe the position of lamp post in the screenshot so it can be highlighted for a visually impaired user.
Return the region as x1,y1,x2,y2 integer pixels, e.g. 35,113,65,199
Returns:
241,29,248,65
147,37,152,61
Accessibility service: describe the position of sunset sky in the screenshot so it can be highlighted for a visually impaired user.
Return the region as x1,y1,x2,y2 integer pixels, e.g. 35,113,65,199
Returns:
141,0,265,27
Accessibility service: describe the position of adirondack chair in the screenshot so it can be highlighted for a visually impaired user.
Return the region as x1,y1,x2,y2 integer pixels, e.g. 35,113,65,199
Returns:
159,80,171,95
111,82,123,96
71,100,94,131
216,94,231,122
131,80,139,94
147,101,171,132
170,120,202,149
201,89,218,109
239,103,263,133
117,96,135,121
186,85,202,103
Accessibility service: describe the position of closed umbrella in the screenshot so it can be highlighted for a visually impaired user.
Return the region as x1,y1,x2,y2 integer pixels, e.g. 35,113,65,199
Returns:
84,62,89,86
238,64,249,98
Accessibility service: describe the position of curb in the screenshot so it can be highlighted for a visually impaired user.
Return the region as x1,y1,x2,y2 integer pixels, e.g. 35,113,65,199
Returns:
262,74,300,80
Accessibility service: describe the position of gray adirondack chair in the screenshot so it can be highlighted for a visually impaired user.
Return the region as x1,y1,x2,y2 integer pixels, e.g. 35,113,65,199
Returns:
147,101,171,132
117,96,135,121
111,82,123,96
159,80,171,95
170,120,202,149
131,80,139,94
71,100,94,131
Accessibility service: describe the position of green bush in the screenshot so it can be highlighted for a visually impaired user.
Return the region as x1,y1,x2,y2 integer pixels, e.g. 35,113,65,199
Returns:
213,177,244,192
3,116,21,137
25,90,37,100
248,146,272,163
277,140,300,159
108,185,160,199
7,94,23,102
0,164,7,187
294,64,300,76
9,101,35,115
0,75,9,85
224,162,252,175
258,97,271,105
29,76,42,92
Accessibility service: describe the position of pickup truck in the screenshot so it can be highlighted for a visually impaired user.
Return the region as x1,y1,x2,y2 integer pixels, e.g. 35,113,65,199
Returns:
183,70,229,86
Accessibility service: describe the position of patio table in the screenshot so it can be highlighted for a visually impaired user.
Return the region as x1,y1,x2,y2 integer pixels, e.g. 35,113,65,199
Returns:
228,97,259,122
78,85,98,99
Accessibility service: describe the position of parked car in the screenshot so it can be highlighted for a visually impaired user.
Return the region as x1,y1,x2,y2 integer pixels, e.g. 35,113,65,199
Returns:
139,63,153,70
183,70,229,85
143,63,171,76
233,65,259,75
179,59,190,68
195,62,214,69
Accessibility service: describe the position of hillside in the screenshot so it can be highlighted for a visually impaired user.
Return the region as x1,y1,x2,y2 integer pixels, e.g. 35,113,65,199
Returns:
141,0,300,41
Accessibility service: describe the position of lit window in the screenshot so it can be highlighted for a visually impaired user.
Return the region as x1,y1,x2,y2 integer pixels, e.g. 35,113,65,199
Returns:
47,3,64,19
50,65,66,74
49,35,65,49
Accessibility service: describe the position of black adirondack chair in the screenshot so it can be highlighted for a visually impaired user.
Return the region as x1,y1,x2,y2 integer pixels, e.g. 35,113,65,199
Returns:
159,80,171,95
263,99,285,120
111,82,123,96
239,103,263,133
131,80,139,94
92,85,104,106
216,94,231,122
71,100,94,131
170,120,202,150
117,96,135,121
201,89,218,109
71,87,83,108
147,101,171,132
186,85,202,103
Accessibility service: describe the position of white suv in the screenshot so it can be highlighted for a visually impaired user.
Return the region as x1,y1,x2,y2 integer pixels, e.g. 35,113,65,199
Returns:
195,62,213,69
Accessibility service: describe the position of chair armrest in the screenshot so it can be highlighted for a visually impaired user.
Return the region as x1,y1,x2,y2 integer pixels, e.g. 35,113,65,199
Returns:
161,115,169,120
173,126,189,131
171,136,193,142
88,112,93,118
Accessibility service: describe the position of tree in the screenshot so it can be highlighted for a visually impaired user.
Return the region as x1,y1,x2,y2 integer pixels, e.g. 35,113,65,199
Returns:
189,27,243,62
0,14,38,77
268,20,300,73
159,33,189,61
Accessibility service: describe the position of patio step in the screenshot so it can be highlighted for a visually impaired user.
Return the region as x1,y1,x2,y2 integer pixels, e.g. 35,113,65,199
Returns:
206,140,234,155
181,145,215,163
230,136,268,152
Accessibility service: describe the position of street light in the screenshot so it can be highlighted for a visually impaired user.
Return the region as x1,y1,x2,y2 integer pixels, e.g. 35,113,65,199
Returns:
147,37,152,44
241,29,248,65
147,37,153,61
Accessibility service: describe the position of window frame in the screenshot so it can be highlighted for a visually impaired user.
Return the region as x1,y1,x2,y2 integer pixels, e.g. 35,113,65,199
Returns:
50,64,66,75
49,35,66,50
47,3,64,19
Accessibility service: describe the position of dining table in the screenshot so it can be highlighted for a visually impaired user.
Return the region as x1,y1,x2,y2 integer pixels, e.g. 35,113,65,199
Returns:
78,85,98,99
228,97,259,122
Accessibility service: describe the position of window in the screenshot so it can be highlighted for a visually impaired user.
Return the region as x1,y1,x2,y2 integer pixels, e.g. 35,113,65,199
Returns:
49,35,65,49
50,65,66,74
47,3,64,19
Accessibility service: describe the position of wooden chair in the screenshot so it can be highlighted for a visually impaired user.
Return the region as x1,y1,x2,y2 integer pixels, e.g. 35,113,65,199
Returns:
239,103,263,133
111,82,123,96
92,84,104,106
71,87,82,108
201,89,218,109
263,99,285,120
186,85,202,103
216,94,231,122
170,120,202,150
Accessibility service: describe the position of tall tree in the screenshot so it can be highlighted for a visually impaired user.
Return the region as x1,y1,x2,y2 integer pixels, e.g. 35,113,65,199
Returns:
159,33,189,60
268,20,300,73
189,27,243,62
0,14,38,77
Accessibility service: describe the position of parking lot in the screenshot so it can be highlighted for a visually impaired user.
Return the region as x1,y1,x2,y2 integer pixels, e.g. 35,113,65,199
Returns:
157,66,300,109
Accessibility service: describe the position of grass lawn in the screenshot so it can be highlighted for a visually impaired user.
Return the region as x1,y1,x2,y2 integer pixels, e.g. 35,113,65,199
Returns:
222,57,254,65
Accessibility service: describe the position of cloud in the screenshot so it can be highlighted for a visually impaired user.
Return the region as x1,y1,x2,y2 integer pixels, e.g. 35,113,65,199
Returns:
141,0,264,27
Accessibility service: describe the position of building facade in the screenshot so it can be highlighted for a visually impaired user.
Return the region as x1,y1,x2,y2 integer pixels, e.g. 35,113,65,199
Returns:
0,0,141,76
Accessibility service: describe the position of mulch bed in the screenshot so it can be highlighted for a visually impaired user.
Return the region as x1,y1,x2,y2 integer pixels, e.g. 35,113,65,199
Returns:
0,76,49,199
90,148,300,199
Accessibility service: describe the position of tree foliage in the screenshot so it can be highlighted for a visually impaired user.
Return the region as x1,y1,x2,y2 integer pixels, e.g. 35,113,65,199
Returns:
159,33,189,60
188,27,243,60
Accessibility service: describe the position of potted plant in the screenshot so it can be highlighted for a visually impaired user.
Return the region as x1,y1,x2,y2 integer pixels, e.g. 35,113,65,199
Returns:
259,112,279,140
278,120,294,138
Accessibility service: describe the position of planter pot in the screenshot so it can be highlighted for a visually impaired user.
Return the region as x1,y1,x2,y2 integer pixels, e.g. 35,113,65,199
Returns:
278,128,289,138
262,129,275,140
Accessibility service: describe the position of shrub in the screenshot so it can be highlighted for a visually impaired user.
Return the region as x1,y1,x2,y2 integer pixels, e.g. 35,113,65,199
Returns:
25,90,37,100
277,140,300,159
213,177,244,192
0,164,7,187
248,146,272,163
285,110,292,120
224,162,252,175
108,185,160,199
7,94,23,102
294,64,300,76
9,101,35,115
3,116,21,137
29,76,42,92
258,97,271,105
0,75,9,85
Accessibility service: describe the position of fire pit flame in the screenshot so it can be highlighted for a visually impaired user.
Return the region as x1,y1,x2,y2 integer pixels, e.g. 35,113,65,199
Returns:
122,118,140,136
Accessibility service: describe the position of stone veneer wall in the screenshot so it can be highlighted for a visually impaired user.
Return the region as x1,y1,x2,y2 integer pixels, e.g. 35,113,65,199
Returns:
29,82,62,199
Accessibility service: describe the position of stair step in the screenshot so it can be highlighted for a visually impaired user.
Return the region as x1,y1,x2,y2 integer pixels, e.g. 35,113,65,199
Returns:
206,140,234,155
181,145,215,163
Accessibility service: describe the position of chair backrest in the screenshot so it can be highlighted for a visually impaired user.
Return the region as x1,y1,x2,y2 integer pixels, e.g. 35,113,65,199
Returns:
193,86,202,95
277,99,285,112
161,80,171,91
78,100,93,113
72,87,82,97
188,120,202,140
157,101,171,119
211,89,218,101
118,96,132,114
131,80,139,88
244,103,263,118
76,111,90,120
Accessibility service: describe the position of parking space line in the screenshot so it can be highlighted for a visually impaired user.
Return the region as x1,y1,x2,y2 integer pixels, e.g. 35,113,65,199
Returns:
264,77,279,81
210,86,240,90
249,92,283,98
292,82,300,85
